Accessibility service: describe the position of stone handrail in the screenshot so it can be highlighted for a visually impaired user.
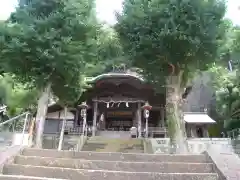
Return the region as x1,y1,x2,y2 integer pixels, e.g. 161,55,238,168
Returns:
149,138,233,154
206,143,240,180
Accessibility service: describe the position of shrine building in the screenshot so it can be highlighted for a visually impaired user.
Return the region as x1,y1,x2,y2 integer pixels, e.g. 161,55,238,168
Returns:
44,66,216,138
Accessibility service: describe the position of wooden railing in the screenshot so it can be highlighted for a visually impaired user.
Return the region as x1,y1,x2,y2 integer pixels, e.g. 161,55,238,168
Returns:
61,126,168,137
63,126,93,136
148,127,167,133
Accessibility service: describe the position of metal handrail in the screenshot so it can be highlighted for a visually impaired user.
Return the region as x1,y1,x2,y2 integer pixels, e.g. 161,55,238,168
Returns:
0,112,30,147
0,112,29,127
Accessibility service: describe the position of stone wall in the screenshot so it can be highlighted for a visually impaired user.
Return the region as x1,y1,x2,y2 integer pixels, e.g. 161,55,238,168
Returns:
150,138,231,154
184,72,215,112
0,132,30,148
42,134,87,150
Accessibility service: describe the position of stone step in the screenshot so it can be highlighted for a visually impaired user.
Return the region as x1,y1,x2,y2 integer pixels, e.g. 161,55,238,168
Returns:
81,143,107,151
81,144,144,153
3,164,218,180
87,138,142,145
22,148,208,163
83,138,144,153
15,155,214,173
0,175,66,180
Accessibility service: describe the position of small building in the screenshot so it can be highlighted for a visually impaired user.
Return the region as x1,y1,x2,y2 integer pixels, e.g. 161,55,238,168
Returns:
184,112,216,138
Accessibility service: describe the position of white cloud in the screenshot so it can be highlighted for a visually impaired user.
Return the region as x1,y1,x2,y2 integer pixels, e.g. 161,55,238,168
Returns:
225,0,240,25
96,0,123,24
0,0,17,20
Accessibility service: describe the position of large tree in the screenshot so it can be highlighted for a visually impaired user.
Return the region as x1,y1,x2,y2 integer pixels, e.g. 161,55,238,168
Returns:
115,0,226,153
0,0,99,147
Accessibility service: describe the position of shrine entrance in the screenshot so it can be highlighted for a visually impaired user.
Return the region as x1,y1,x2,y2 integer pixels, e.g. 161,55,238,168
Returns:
81,66,166,137
105,110,133,131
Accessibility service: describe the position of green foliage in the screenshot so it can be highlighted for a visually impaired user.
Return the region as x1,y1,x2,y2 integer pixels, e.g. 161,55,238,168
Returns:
210,64,240,129
51,75,85,106
85,26,124,77
231,26,240,63
0,0,101,106
115,0,226,88
115,0,227,147
0,74,39,116
97,26,123,62
210,25,240,131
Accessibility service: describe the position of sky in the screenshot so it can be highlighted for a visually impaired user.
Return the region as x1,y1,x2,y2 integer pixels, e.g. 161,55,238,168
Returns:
0,0,240,25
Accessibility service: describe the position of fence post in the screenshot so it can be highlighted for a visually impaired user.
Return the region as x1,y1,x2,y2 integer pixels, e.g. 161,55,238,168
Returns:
58,106,67,151
21,113,29,145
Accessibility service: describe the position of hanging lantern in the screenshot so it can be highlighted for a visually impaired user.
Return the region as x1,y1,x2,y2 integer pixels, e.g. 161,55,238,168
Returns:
78,102,89,109
141,101,152,111
78,102,89,117
144,109,150,119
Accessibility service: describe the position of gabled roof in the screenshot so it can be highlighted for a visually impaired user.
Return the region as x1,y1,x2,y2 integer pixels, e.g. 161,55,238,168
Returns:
85,70,144,83
184,112,216,124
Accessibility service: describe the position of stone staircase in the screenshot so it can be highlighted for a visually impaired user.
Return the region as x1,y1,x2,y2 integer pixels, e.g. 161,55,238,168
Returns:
81,137,144,153
0,148,219,180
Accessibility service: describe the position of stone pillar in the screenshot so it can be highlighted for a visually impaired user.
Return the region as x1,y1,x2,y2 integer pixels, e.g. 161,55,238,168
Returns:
82,108,87,136
92,101,98,136
137,102,142,138
133,111,137,127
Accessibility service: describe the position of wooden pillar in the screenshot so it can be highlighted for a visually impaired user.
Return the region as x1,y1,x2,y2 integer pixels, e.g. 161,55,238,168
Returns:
190,125,195,137
145,113,148,138
204,125,209,137
92,101,98,136
75,109,79,127
160,107,165,127
137,102,142,138
102,113,106,130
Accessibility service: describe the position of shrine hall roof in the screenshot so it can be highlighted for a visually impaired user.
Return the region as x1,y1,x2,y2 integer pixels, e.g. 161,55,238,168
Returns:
85,72,144,82
184,112,216,124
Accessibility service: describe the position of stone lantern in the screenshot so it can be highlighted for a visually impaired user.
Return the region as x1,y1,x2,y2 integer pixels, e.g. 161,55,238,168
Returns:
142,101,152,138
78,102,89,135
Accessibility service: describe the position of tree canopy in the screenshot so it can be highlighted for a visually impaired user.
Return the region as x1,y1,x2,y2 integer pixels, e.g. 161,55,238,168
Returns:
0,0,98,94
115,0,227,152
115,0,226,87
0,0,103,147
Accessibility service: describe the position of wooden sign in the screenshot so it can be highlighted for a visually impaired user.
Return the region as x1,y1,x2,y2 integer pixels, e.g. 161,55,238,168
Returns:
107,111,132,117
112,64,126,73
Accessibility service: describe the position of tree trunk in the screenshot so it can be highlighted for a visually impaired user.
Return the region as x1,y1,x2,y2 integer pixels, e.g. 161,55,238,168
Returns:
35,83,51,148
58,106,67,151
166,74,188,154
